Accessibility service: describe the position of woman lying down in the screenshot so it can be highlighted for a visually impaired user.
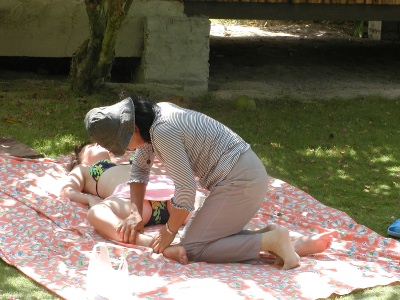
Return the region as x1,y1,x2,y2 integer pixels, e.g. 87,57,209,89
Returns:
60,142,333,266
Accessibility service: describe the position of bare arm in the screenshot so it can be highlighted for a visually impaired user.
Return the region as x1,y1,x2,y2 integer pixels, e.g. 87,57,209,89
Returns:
60,166,95,205
129,181,146,216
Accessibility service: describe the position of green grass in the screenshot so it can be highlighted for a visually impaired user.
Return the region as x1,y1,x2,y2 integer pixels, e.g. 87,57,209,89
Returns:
0,74,399,299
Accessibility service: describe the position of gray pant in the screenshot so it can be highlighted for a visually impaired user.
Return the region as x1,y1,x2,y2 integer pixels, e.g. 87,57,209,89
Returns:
181,149,268,263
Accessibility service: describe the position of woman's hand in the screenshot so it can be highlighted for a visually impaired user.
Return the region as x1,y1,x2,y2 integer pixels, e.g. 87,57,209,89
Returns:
151,206,189,252
116,211,144,244
151,225,176,254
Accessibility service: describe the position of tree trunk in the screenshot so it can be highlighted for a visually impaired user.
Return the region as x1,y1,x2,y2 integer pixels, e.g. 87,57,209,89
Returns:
70,0,133,94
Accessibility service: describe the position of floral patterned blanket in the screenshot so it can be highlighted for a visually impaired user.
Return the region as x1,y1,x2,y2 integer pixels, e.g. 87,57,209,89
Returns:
0,153,399,300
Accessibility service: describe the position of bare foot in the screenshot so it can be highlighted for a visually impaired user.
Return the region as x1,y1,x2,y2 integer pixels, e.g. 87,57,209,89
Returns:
247,225,332,257
290,232,332,256
163,245,188,265
261,228,300,270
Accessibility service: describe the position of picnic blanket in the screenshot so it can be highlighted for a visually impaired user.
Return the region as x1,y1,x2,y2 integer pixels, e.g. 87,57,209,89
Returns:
1,153,400,300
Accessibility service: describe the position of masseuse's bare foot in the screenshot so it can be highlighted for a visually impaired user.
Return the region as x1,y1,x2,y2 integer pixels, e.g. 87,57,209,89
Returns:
291,232,332,256
248,225,332,256
261,228,300,270
163,245,188,265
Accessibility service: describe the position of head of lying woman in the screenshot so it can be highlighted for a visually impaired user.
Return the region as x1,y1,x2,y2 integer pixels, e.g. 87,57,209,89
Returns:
70,142,112,169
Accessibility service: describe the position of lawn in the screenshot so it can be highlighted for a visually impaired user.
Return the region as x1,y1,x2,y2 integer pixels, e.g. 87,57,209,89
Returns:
0,74,399,299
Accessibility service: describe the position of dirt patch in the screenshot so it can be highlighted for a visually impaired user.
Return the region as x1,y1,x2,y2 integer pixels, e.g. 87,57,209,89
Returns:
208,21,400,100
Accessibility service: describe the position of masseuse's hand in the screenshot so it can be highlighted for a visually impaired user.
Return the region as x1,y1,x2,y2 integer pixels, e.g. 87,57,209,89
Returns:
116,212,144,244
151,206,189,253
151,225,175,254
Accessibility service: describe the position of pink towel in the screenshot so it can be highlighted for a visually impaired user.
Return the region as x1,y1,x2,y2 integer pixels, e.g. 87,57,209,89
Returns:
109,175,175,201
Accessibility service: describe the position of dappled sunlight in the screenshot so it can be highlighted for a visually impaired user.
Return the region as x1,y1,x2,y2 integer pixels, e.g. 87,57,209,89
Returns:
211,23,299,38
34,134,81,158
293,272,332,299
301,145,358,159
270,142,283,149
336,169,352,181
25,172,66,197
167,278,244,299
0,199,20,207
270,178,286,188
371,154,396,163
36,173,67,196
209,21,349,40
387,166,400,177
315,261,386,288
368,184,392,196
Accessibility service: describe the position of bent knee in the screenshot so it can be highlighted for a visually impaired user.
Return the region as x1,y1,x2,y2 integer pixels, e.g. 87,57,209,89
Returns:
87,204,107,224
86,206,97,224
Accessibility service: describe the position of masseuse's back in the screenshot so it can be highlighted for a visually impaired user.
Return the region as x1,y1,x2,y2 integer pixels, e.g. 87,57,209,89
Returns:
153,102,250,189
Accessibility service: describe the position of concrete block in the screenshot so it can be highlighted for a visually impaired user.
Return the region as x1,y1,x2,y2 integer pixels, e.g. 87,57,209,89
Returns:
137,16,210,92
368,21,400,41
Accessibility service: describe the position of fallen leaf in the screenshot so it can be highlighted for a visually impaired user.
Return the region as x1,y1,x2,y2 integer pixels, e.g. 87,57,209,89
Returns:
4,118,21,124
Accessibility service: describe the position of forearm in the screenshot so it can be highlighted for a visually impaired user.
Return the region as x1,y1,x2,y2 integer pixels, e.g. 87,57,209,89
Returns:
129,182,146,216
61,187,93,205
166,205,190,234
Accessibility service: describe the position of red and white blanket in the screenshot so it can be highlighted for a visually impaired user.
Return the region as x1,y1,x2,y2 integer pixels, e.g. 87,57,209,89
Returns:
0,153,399,299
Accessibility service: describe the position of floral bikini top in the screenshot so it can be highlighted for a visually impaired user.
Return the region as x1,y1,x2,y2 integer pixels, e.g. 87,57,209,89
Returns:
89,159,117,197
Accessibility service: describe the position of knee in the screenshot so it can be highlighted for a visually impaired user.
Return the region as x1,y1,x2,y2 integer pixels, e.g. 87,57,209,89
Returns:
87,206,96,225
87,205,104,225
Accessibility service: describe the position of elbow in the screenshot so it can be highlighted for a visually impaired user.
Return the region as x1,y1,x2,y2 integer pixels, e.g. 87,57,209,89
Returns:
60,186,72,198
60,187,67,197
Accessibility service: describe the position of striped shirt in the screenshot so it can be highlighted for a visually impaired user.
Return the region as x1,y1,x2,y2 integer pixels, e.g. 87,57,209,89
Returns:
128,102,249,211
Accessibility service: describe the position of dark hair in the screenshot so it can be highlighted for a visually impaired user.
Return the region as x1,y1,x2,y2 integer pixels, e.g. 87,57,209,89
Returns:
131,95,159,143
70,141,91,170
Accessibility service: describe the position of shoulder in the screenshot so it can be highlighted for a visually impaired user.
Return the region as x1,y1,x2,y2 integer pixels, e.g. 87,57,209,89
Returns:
68,165,87,177
157,102,188,115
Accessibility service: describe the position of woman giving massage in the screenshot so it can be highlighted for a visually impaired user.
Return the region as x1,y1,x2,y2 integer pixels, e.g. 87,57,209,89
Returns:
62,141,332,265
61,142,191,263
84,97,335,268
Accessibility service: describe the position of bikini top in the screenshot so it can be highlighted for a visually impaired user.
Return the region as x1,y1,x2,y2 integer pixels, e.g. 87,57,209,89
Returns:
89,159,117,197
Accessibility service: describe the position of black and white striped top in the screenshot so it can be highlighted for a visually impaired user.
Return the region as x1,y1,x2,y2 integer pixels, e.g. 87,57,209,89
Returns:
129,102,249,211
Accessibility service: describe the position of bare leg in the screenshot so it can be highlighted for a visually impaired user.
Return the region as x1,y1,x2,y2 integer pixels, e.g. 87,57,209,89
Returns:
261,228,300,270
133,234,188,264
87,197,151,241
87,198,188,264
